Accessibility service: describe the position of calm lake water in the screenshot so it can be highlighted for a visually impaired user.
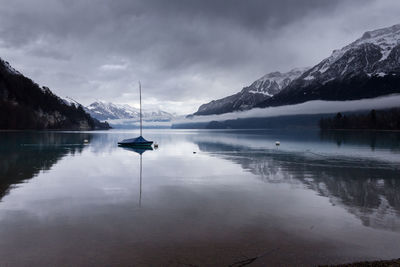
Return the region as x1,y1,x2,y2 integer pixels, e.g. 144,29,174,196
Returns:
0,129,400,266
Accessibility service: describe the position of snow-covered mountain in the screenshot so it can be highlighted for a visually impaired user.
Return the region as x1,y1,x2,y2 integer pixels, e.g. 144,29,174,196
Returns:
86,101,174,121
194,24,400,116
311,24,400,76
194,68,308,115
258,23,400,108
247,68,309,96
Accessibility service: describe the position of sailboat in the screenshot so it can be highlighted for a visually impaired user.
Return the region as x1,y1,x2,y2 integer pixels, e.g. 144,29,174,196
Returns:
118,82,153,147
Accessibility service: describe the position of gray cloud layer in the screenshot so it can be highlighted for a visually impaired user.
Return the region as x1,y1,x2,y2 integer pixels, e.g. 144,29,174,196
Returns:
0,0,399,113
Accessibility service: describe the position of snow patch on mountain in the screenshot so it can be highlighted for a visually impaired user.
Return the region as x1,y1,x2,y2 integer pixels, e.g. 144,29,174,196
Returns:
303,75,315,81
248,90,273,96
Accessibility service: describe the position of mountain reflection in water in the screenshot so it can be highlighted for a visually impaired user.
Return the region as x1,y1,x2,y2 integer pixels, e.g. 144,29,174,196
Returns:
196,134,400,232
0,132,90,200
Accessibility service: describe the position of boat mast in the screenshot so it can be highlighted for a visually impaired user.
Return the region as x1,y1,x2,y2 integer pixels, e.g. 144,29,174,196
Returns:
139,81,142,136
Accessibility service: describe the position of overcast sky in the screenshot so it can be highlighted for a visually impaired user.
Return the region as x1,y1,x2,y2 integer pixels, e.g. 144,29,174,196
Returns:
0,0,399,114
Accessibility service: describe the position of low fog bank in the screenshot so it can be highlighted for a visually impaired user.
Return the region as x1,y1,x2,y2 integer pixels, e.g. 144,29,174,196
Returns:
106,119,172,129
174,94,400,124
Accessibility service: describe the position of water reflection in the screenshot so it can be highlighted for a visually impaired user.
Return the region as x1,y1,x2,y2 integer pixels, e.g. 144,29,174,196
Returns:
319,130,400,151
121,146,153,206
0,132,90,200
1,130,400,266
196,139,400,231
121,146,153,155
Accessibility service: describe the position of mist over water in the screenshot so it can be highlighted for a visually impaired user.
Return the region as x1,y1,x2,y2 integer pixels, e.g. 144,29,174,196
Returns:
178,94,400,124
0,129,399,266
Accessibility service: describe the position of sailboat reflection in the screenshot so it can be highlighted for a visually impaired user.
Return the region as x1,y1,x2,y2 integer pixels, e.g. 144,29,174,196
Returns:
121,146,153,206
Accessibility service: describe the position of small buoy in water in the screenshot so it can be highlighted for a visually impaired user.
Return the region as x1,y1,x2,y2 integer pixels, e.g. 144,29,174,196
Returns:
275,141,280,146
154,143,159,148
84,139,89,144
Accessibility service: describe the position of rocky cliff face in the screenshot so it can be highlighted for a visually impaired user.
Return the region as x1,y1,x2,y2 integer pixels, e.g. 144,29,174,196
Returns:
0,58,109,130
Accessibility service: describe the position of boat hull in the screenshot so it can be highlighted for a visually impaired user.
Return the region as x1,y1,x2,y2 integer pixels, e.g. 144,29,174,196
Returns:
118,136,153,147
118,142,153,147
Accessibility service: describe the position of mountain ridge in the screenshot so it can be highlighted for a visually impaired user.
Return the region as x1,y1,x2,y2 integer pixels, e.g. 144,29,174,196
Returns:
194,67,308,115
258,24,400,108
194,23,400,116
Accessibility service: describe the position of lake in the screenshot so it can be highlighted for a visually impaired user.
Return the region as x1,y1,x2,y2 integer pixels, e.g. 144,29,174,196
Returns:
0,129,399,266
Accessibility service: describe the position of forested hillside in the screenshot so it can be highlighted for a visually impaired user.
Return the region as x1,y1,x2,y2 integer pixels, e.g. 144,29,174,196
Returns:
0,58,109,130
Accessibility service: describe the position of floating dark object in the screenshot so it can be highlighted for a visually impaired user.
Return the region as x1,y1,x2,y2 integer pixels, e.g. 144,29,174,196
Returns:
118,136,153,147
275,141,280,146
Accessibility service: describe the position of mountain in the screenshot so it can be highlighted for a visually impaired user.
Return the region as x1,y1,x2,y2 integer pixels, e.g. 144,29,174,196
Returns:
86,101,175,122
194,24,400,116
257,23,400,108
0,58,110,130
194,68,308,115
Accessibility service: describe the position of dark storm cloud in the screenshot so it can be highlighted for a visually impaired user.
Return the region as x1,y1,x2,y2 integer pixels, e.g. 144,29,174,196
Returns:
106,0,343,31
1,0,347,63
0,0,398,114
